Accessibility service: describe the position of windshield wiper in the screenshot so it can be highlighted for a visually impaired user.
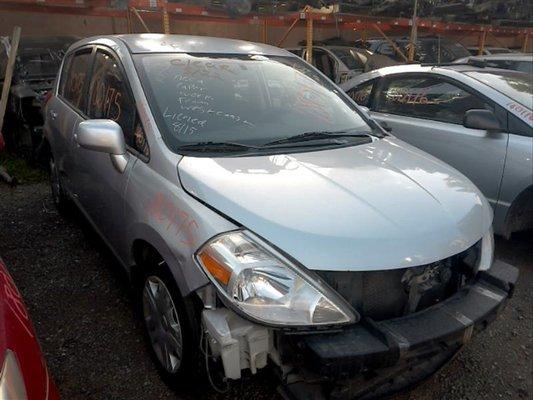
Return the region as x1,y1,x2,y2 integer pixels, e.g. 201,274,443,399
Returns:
263,130,372,147
177,141,260,153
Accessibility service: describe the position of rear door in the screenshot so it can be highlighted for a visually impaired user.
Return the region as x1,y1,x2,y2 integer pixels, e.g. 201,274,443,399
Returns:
76,47,149,246
368,73,508,208
48,47,94,198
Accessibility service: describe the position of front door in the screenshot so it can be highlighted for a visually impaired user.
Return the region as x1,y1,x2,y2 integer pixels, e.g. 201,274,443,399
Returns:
74,47,148,248
50,47,93,198
370,73,508,208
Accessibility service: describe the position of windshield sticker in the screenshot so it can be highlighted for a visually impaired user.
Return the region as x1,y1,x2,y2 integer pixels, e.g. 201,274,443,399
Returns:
506,101,533,124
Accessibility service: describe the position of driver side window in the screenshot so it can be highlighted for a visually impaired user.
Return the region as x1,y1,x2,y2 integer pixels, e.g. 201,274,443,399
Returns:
375,75,491,125
87,50,149,158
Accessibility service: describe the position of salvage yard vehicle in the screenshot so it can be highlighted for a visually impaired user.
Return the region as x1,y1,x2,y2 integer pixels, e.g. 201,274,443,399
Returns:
286,45,373,84
466,46,513,56
0,257,60,400
341,64,533,238
44,34,518,399
356,36,472,63
454,53,533,74
0,36,78,156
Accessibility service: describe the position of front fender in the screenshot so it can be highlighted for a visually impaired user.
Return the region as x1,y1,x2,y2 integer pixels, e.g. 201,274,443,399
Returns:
124,160,238,296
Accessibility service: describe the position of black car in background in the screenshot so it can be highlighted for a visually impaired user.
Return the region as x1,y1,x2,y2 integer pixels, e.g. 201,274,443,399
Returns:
356,36,472,64
0,36,78,157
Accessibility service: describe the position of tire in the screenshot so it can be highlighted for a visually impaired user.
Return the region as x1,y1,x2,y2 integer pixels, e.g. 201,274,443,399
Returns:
49,156,71,213
139,262,204,391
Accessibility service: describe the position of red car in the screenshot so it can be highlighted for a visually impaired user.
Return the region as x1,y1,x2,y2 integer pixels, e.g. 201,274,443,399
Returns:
0,257,59,399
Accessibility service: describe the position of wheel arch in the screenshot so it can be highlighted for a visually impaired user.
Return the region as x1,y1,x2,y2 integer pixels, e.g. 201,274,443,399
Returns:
128,224,209,297
503,185,533,238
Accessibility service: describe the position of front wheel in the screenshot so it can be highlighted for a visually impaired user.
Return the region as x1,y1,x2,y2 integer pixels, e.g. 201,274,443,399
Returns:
140,264,203,390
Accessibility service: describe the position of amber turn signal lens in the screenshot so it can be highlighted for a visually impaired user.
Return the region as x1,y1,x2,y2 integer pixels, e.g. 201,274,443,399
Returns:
198,251,231,286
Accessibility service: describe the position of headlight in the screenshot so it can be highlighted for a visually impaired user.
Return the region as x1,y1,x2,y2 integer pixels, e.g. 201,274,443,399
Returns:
0,350,28,400
462,228,494,274
195,231,358,327
478,227,494,272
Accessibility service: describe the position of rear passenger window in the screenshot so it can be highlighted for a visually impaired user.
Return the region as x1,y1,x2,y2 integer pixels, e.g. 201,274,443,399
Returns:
60,50,92,111
376,76,490,125
87,50,149,158
347,80,375,107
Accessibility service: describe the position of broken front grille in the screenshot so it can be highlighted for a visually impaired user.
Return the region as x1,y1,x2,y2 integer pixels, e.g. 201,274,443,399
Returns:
317,241,481,321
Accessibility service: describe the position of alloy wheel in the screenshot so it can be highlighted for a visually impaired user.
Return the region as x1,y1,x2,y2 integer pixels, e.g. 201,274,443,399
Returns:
143,276,184,374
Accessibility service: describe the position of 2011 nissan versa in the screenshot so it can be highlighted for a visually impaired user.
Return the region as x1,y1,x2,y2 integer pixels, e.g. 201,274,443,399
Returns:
44,34,518,399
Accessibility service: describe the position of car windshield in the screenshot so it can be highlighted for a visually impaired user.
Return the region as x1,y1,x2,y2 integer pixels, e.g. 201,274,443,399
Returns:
134,53,373,154
419,40,471,63
465,70,532,109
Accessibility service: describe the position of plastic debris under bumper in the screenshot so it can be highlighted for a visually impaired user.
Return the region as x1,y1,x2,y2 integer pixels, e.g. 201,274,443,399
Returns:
294,259,518,380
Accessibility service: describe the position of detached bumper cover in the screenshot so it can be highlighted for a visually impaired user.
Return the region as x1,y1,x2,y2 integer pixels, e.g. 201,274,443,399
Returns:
295,259,518,380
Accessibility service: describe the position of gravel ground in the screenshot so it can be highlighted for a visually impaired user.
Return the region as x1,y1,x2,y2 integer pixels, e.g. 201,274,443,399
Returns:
0,182,531,400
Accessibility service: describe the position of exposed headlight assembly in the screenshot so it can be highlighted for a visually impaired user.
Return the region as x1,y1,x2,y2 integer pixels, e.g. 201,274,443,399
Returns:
195,231,358,327
462,227,494,274
478,227,494,272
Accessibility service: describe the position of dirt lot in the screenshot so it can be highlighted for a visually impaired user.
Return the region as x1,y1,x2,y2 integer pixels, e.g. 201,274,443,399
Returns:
0,181,531,400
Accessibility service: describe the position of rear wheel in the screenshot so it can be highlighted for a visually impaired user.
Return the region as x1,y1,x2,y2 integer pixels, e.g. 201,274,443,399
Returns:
49,157,70,213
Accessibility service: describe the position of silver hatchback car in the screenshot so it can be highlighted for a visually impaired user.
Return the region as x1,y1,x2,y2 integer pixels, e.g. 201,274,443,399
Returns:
45,34,517,400
341,64,533,238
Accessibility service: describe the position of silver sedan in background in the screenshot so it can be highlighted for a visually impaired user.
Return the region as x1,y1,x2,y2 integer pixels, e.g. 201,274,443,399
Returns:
341,64,533,238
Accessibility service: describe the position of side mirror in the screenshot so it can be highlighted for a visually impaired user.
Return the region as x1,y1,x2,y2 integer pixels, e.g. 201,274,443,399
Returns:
463,109,502,132
76,120,128,173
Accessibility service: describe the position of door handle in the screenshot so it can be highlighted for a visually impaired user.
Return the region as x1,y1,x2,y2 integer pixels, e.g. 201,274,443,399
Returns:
50,110,58,120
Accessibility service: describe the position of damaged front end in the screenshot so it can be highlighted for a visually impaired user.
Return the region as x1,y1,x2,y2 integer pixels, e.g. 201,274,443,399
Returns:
195,230,518,399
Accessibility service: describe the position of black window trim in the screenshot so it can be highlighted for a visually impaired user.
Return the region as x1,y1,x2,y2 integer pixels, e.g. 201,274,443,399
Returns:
87,44,150,163
372,71,505,128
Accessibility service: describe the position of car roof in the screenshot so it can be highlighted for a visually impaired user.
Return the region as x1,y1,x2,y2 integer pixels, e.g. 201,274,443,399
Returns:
467,46,510,50
353,63,498,75
340,63,512,90
71,34,293,57
465,53,532,61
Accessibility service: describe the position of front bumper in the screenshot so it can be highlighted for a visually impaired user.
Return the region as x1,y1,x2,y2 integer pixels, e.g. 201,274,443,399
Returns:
279,259,518,399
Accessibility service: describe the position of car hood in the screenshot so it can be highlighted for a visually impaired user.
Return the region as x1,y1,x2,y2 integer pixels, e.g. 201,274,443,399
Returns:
178,137,492,271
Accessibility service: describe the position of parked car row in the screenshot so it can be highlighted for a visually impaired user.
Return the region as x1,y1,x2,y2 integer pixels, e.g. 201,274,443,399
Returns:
41,34,522,400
